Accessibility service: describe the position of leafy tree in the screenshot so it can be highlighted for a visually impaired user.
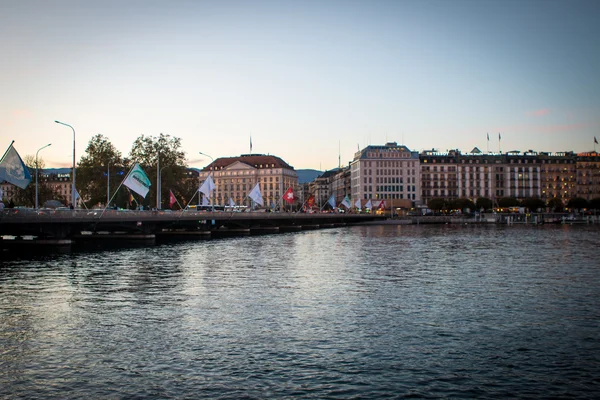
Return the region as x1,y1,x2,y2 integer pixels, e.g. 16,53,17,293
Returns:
566,197,588,212
520,197,545,212
497,197,520,208
547,197,564,212
427,197,446,211
589,197,600,211
475,197,493,211
128,133,188,209
77,134,124,208
9,155,61,207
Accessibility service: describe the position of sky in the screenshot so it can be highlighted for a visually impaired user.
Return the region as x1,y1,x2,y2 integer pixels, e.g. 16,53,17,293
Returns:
1,0,599,171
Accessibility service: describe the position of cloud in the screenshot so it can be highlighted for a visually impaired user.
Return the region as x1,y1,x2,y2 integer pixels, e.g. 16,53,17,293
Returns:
527,108,550,117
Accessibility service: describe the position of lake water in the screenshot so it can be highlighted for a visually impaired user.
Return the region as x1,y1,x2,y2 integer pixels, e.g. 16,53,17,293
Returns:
1,224,599,398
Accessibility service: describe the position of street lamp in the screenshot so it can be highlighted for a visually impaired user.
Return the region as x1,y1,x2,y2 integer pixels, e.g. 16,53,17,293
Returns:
199,151,214,164
106,161,110,206
35,143,51,209
199,152,214,206
54,120,76,207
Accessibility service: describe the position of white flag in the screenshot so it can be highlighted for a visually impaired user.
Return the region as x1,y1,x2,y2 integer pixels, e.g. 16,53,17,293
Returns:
248,183,263,205
199,175,215,198
365,199,372,209
327,194,336,209
123,163,151,198
202,196,209,206
354,198,361,208
341,195,351,208
0,143,32,189
228,197,236,207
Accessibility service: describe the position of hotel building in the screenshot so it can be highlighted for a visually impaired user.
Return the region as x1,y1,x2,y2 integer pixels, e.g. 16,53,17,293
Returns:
350,142,421,208
197,154,298,208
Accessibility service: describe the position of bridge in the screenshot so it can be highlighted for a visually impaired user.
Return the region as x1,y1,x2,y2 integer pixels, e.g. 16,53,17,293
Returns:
0,208,385,248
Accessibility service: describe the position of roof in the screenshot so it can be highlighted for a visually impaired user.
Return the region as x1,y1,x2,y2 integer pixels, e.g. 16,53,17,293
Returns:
202,154,294,171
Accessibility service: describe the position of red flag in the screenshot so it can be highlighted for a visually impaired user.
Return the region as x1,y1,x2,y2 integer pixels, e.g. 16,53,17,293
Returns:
283,187,295,204
306,195,315,207
379,200,386,210
169,190,177,208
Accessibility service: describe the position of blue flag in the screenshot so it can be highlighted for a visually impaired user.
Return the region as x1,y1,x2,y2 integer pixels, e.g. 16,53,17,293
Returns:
0,143,32,189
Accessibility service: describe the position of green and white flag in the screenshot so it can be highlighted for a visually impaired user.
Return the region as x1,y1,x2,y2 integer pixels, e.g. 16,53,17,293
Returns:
341,195,351,208
123,163,151,198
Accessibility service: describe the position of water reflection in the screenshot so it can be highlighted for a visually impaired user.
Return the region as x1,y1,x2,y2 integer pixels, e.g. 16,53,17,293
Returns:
1,225,599,398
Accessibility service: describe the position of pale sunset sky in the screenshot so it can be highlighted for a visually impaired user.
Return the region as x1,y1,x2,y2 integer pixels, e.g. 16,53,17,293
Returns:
1,0,599,171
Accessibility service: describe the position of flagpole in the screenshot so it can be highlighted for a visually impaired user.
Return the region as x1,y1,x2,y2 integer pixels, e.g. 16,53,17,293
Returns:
0,141,15,161
98,162,137,220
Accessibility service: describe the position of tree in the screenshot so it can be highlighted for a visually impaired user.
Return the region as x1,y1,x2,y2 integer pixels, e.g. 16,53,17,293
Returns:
547,197,564,212
128,133,188,209
427,198,446,211
77,134,124,208
589,197,600,211
497,197,520,208
475,197,493,211
10,155,61,207
566,197,588,212
520,197,545,212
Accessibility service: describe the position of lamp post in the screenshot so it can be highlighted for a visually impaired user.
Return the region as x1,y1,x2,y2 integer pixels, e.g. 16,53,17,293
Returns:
199,151,214,205
35,143,51,209
54,120,76,207
106,161,110,206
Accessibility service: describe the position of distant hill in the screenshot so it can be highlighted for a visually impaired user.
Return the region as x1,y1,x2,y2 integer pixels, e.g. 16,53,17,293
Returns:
297,169,322,184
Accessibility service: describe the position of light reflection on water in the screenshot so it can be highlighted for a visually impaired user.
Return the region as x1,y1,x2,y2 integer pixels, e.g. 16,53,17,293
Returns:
1,224,599,398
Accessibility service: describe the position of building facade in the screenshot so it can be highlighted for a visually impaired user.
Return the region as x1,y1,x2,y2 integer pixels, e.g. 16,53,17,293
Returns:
350,142,420,208
197,154,298,208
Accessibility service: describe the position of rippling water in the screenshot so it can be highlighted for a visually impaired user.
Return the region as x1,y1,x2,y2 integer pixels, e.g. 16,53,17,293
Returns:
1,224,600,398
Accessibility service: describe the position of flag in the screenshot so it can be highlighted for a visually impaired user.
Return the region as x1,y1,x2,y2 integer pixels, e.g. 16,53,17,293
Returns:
595,136,598,144
365,199,372,209
379,200,386,210
128,192,134,206
228,197,236,207
199,175,215,198
123,163,151,198
250,135,253,153
499,133,502,140
487,133,489,141
74,188,81,203
202,196,209,206
341,195,351,208
0,143,32,189
283,187,295,204
169,190,177,208
306,195,315,207
327,194,336,209
248,183,263,205
354,198,361,208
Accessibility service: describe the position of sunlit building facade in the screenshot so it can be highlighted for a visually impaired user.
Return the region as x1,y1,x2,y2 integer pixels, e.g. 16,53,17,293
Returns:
350,142,421,208
197,154,298,208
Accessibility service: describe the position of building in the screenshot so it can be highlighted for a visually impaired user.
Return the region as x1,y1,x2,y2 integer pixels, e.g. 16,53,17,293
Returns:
576,151,600,200
197,154,298,208
350,142,420,209
1,171,72,206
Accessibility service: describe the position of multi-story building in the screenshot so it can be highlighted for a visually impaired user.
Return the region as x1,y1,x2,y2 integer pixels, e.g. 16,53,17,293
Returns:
310,168,339,208
1,171,72,205
576,151,600,200
350,142,420,208
197,154,298,208
538,151,577,201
